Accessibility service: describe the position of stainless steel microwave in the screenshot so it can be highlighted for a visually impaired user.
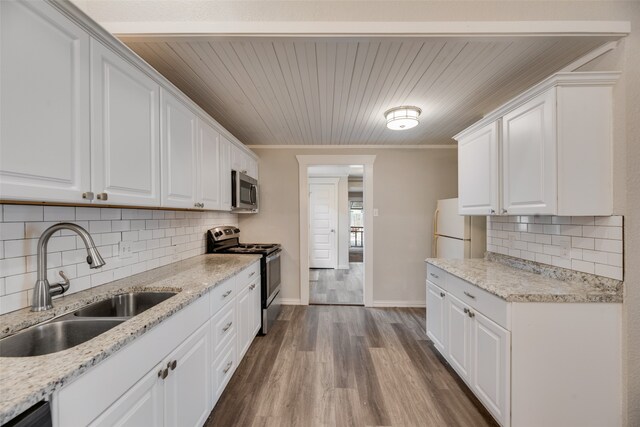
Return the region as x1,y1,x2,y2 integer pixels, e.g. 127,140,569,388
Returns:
231,170,258,212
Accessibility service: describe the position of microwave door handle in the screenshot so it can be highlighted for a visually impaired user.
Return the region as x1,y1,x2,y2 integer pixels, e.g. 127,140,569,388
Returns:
250,185,257,205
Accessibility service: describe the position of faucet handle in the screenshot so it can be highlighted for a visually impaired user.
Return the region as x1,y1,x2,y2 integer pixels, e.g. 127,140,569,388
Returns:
49,271,71,297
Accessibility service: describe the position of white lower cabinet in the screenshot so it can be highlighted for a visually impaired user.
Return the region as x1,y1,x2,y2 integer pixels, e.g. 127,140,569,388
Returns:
426,263,622,427
53,261,262,427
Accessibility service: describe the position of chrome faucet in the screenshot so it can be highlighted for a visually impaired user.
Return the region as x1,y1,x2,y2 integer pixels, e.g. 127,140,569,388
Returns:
32,222,106,312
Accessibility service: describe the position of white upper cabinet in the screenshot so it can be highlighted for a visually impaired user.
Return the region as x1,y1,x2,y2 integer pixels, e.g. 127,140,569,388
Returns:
91,39,161,206
161,89,198,209
219,136,232,211
502,89,556,215
458,122,499,215
0,0,91,203
455,72,618,216
197,120,221,210
231,144,258,179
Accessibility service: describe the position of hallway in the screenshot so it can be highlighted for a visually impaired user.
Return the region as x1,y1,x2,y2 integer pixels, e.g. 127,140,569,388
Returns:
309,263,363,305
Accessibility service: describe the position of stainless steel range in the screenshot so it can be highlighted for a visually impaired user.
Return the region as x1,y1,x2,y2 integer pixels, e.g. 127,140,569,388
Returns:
207,226,281,334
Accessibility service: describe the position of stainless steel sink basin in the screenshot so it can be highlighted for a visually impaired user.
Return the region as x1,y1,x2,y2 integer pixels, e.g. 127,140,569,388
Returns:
73,292,176,318
0,319,123,357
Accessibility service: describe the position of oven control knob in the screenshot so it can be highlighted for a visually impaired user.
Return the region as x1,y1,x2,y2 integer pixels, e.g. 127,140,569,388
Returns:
234,228,240,233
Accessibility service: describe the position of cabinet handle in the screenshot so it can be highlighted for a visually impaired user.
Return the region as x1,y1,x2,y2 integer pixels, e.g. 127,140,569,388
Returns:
158,368,169,379
502,208,508,214
430,273,439,279
168,360,177,370
223,290,232,298
222,321,233,332
97,192,108,201
440,292,445,298
468,310,475,318
490,209,496,214
82,191,94,201
463,307,469,314
223,361,233,374
249,271,255,277
463,291,476,300
249,283,256,290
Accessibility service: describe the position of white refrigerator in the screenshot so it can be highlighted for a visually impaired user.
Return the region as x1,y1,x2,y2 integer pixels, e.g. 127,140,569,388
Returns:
432,198,486,259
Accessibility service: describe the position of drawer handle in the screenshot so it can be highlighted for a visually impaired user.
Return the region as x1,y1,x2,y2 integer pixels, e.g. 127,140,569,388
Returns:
249,283,256,290
440,292,445,298
168,360,177,370
430,273,439,279
223,290,232,298
463,308,469,314
463,291,476,300
158,368,168,380
222,321,233,332
249,272,256,277
223,361,233,374
468,310,475,319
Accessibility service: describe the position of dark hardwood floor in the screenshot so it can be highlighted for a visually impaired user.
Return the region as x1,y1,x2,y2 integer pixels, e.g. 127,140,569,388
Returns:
309,264,364,306
205,305,498,427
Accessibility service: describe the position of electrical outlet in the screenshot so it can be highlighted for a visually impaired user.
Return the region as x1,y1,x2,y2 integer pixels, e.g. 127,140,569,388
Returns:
373,208,379,217
119,241,133,259
560,242,571,259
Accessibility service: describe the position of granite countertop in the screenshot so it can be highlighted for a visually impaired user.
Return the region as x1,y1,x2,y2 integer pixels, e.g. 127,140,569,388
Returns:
0,253,261,425
425,255,623,303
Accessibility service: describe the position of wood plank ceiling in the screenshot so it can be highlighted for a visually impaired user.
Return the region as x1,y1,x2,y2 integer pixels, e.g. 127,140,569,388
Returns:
121,36,609,145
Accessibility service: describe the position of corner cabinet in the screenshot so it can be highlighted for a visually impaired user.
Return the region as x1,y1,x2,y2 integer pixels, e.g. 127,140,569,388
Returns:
425,263,622,427
0,0,257,211
455,72,618,216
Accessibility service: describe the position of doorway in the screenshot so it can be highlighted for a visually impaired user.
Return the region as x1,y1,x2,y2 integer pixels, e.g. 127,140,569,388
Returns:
297,155,375,307
307,166,363,305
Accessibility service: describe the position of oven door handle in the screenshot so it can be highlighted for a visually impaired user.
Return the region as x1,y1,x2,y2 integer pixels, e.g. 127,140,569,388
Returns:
266,249,282,263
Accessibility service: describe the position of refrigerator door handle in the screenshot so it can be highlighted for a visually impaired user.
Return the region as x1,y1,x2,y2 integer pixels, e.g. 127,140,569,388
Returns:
432,209,440,257
433,235,439,257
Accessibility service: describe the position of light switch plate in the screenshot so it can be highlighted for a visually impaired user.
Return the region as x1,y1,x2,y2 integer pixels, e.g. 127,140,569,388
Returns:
373,208,379,217
119,241,133,259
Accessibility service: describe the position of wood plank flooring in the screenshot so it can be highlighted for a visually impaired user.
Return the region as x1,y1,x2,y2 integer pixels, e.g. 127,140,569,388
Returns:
205,305,498,427
309,264,364,305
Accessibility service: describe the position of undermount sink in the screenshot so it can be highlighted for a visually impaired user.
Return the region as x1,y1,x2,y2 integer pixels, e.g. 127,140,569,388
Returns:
0,319,124,357
73,292,177,318
0,291,177,357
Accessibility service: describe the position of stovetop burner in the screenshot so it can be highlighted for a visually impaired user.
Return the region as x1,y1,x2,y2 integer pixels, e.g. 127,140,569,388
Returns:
206,226,281,256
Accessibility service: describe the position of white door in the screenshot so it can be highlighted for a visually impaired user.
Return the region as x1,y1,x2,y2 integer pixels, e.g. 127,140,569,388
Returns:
0,0,91,204
502,89,557,215
446,294,472,382
219,136,232,211
89,362,164,427
164,322,210,427
197,120,221,210
471,311,511,427
161,89,198,208
457,121,499,216
309,179,338,269
91,39,160,206
236,283,252,360
426,282,447,353
230,144,247,174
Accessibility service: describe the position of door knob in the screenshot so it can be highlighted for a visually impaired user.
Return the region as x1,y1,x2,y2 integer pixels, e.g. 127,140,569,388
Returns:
330,229,335,233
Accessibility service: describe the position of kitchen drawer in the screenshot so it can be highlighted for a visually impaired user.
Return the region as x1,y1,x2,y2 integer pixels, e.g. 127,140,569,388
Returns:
238,261,260,288
212,339,237,400
448,275,510,330
210,276,236,316
211,300,236,355
427,264,447,290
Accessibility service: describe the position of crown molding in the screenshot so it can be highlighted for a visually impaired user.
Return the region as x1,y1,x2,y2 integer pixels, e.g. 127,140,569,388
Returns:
247,144,456,150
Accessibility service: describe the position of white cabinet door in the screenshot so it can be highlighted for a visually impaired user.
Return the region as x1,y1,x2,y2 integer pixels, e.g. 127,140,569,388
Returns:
219,136,232,211
457,121,499,215
161,90,197,209
502,89,557,215
89,363,164,427
236,283,252,360
164,322,210,427
91,39,160,207
246,156,258,180
471,311,511,427
446,294,472,382
426,281,447,353
197,120,221,210
230,144,246,174
251,278,262,337
0,0,91,203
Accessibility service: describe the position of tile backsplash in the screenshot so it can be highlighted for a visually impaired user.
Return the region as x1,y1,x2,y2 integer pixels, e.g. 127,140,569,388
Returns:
0,205,237,315
487,215,623,280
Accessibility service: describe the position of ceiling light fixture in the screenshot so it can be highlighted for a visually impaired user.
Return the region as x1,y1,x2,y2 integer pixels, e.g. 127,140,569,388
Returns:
384,106,422,131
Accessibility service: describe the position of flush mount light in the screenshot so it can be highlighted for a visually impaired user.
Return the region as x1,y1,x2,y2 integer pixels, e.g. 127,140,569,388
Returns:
384,106,422,130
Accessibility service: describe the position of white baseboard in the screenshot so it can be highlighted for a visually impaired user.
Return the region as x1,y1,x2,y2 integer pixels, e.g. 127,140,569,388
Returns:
281,298,303,305
372,300,426,308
